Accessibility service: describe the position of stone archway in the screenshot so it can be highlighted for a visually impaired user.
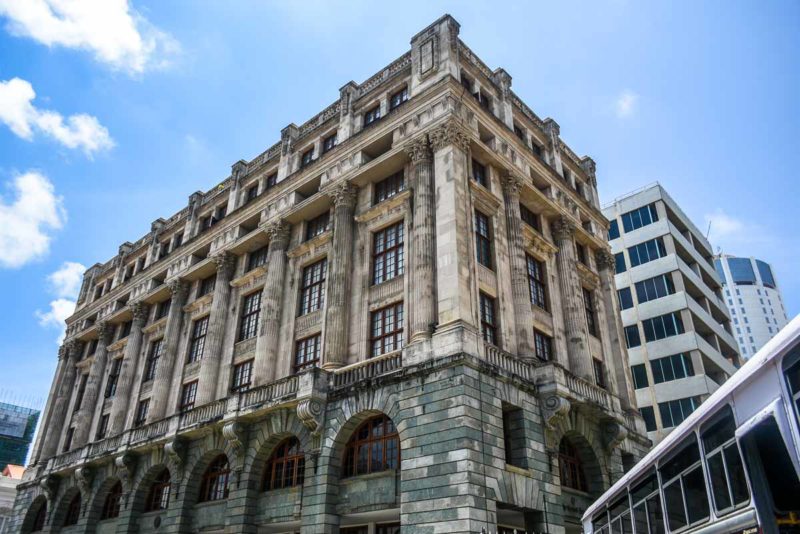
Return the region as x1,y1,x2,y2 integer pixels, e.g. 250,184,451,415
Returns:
19,495,47,533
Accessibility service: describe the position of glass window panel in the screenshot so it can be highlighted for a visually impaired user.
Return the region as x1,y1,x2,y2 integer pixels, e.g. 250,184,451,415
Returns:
684,467,710,523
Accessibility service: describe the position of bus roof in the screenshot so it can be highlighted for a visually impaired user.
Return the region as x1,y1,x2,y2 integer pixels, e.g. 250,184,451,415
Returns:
582,313,800,524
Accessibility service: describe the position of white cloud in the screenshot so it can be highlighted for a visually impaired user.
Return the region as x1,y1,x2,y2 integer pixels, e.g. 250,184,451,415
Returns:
0,77,114,156
36,297,75,344
0,171,66,268
48,261,85,298
615,89,639,118
704,208,744,239
0,0,179,74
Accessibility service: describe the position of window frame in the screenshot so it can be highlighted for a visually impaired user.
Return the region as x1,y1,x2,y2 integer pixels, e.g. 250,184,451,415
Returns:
231,359,254,392
294,334,321,374
534,330,553,362
474,210,493,269
584,288,599,338
133,399,149,428
143,339,163,382
238,291,262,341
389,86,408,110
370,302,404,357
145,468,171,512
101,481,122,520
199,455,231,502
526,254,547,310
373,172,405,204
559,439,588,492
247,245,269,271
262,436,306,491
179,381,198,413
372,221,405,285
299,259,327,316
104,357,121,398
305,211,330,241
363,104,381,127
342,415,400,478
187,316,209,364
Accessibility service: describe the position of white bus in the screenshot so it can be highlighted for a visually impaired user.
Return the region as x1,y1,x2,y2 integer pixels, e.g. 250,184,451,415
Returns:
582,315,800,534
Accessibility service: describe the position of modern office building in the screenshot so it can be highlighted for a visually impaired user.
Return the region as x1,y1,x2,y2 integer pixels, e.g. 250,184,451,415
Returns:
0,403,39,469
12,15,649,534
714,254,790,359
604,184,742,444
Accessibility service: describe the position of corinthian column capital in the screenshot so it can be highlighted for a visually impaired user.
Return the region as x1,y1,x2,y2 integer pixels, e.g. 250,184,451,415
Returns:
326,182,358,209
501,172,524,197
262,220,292,251
64,339,81,360
168,279,189,302
130,301,149,326
595,249,616,272
403,135,431,163
429,119,470,153
552,216,576,242
96,321,113,345
212,251,236,280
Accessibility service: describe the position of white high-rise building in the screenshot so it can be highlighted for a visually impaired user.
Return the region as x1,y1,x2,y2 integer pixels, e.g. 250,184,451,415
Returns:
603,183,742,444
714,254,790,359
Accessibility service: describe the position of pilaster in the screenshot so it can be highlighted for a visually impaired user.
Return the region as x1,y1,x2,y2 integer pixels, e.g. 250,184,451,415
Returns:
109,301,148,435
38,342,80,460
72,322,113,447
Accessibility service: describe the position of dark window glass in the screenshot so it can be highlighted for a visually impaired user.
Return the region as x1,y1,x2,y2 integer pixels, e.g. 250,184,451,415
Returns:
534,330,553,362
133,399,149,427
624,325,641,348
659,437,709,529
145,468,171,512
615,252,627,274
701,407,750,513
371,302,404,357
363,105,381,126
343,415,399,477
642,312,684,342
299,259,327,315
635,274,675,304
472,159,487,187
73,373,88,412
502,406,526,468
618,287,634,310
526,255,547,309
475,211,493,269
658,397,699,428
559,439,587,491
63,427,74,452
247,246,268,271
608,219,620,240
198,275,216,298
640,406,657,432
263,436,305,491
593,358,606,389
651,353,694,384
294,335,321,373
155,299,170,320
373,172,405,204
631,364,648,389
64,493,81,526
300,148,314,168
389,87,408,109
627,237,667,268
245,184,258,203
96,413,109,440
143,339,163,382
104,358,121,398
756,260,776,288
621,203,659,233
101,482,122,519
231,359,253,392
729,257,756,285
199,455,230,502
179,381,198,412
187,316,209,364
118,321,132,340
479,292,497,346
266,173,277,190
31,500,46,531
238,292,262,341
322,133,337,153
520,203,541,231
372,222,404,285
576,243,588,266
305,211,330,241
584,288,598,337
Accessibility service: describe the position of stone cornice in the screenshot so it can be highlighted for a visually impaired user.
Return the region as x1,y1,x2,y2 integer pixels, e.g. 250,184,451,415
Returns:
468,180,502,215
287,232,332,260
354,189,410,225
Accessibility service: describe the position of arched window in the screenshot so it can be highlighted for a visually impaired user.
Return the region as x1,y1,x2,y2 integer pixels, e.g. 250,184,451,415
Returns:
101,481,123,519
199,455,230,502
31,500,47,532
263,437,305,491
559,439,587,492
64,493,81,526
343,415,399,478
145,468,171,512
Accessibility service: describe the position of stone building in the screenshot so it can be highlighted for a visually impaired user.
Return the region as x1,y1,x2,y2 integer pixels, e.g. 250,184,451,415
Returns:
603,183,742,444
12,15,648,534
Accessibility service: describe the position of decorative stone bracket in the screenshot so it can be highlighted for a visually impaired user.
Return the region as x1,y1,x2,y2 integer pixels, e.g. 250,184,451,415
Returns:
297,397,326,454
38,474,59,503
222,421,248,473
164,438,186,480
602,420,628,451
114,452,137,496
541,394,571,430
75,466,92,511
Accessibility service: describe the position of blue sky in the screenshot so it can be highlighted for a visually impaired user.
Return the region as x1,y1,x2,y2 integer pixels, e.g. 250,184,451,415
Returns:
0,1,798,407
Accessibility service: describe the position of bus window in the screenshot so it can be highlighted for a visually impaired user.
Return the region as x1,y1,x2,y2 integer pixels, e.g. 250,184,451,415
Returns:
593,510,610,534
609,494,633,534
658,436,710,531
700,406,750,514
630,471,664,534
785,353,800,427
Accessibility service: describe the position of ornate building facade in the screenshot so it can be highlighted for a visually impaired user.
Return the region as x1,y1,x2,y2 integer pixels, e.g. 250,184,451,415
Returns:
12,15,648,534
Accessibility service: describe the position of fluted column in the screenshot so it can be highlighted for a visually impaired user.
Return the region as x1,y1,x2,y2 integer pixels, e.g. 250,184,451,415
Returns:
72,322,113,446
322,182,357,369
39,341,80,459
254,220,291,385
108,302,148,435
596,249,635,409
404,135,437,343
195,252,237,405
552,216,593,381
147,280,189,422
502,173,536,358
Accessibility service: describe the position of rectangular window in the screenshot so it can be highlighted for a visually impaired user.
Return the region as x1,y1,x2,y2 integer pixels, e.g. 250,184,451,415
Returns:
187,316,209,364
322,133,337,153
247,245,269,271
155,299,170,320
179,381,198,412
299,259,327,315
519,203,541,231
479,292,497,346
472,159,487,187
118,321,132,340
294,335,321,373
628,237,667,268
659,436,709,529
593,358,606,389
583,288,598,337
502,405,526,469
104,358,121,398
73,374,88,413
143,339,163,382
63,427,74,451
134,399,149,428
526,255,547,309
701,407,750,513
363,105,381,126
198,275,216,298
576,243,588,266
534,330,553,361
305,211,330,241
300,148,314,168
615,252,627,274
617,287,634,310
96,413,109,440
608,219,620,240
642,312,685,343
372,222,404,285
246,184,259,203
266,172,277,190
371,302,404,357
635,274,676,304
475,210,493,269
624,325,641,348
373,172,405,204
389,86,408,110
651,353,694,384
231,359,254,392
621,203,659,233
659,397,700,429
640,406,657,432
631,364,649,389
238,292,262,341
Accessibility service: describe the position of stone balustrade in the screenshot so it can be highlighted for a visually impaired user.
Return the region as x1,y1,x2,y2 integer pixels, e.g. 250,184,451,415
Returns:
331,351,403,389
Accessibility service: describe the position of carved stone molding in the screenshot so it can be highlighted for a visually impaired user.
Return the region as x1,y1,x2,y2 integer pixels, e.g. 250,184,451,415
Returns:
262,220,292,251
222,421,247,467
130,301,149,327
39,475,59,502
501,172,524,197
403,135,431,163
603,420,628,450
543,118,560,148
296,398,325,437
65,339,81,360
529,233,558,260
325,182,358,209
114,452,137,493
96,321,113,346
164,438,186,475
580,156,597,186
542,395,571,430
75,466,92,497
429,119,470,153
551,216,576,243
167,279,189,302
594,249,616,272
211,251,236,279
